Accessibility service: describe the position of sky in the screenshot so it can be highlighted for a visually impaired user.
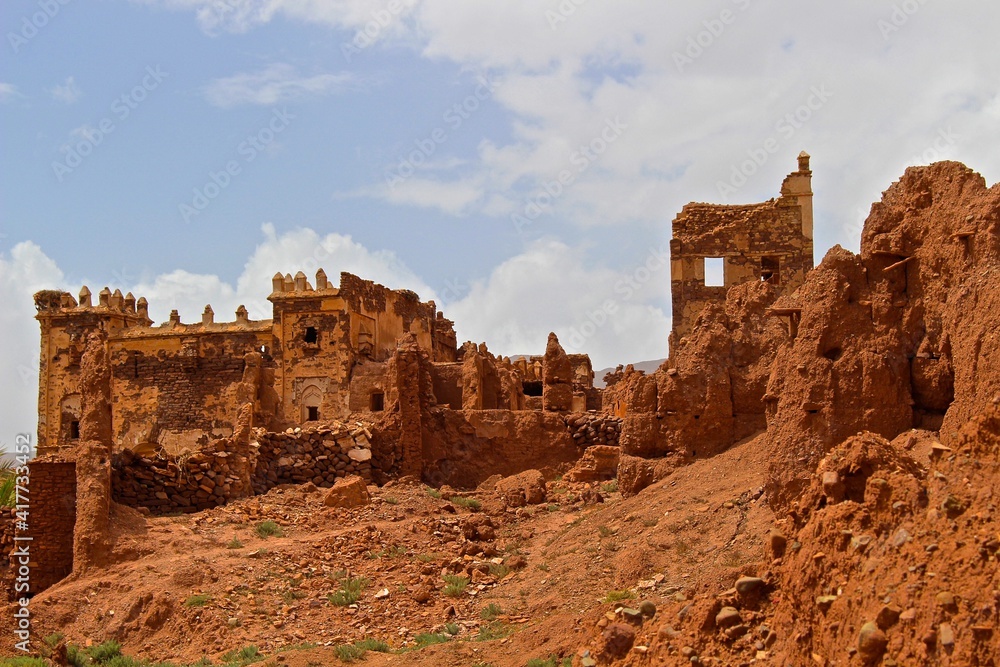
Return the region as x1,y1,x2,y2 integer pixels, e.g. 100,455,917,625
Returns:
1,0,998,447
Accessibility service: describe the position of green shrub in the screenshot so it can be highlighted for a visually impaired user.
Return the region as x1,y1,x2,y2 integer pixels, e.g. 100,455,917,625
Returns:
442,574,468,597
184,593,212,607
601,480,618,494
602,589,634,603
443,622,460,636
424,487,442,499
87,640,122,662
255,521,283,538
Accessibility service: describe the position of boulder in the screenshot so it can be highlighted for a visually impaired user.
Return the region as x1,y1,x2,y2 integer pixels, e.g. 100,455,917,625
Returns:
323,475,370,508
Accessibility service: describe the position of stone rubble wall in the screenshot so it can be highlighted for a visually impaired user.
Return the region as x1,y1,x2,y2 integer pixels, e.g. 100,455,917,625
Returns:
251,423,372,493
112,421,373,515
564,412,622,448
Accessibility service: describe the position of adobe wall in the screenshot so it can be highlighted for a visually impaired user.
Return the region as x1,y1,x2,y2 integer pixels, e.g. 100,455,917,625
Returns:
669,153,813,349
420,409,581,489
17,460,76,596
109,327,273,455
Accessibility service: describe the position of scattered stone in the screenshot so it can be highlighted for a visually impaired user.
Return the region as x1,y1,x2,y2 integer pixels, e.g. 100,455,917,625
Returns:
638,600,656,618
735,576,766,599
322,475,370,508
939,622,955,647
770,530,787,558
876,604,901,630
858,622,888,663
715,606,742,629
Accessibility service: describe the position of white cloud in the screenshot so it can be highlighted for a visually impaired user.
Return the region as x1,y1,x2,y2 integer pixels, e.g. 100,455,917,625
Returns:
0,83,20,102
49,76,82,104
0,243,65,451
202,63,354,108
447,238,670,369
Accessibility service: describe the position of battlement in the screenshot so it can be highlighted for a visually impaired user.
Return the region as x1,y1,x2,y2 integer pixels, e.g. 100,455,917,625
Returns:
34,286,153,328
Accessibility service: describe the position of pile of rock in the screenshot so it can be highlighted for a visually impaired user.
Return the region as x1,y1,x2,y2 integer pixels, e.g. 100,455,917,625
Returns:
113,440,255,514
564,413,622,447
252,422,373,493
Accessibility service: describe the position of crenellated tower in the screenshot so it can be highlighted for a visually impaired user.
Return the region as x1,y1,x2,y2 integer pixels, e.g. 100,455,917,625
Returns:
34,286,152,455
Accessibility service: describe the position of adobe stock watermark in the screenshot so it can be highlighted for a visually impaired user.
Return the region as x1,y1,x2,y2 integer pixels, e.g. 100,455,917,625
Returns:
673,0,754,72
12,433,32,652
436,277,469,308
565,243,670,351
546,0,589,31
511,116,628,237
51,66,168,183
341,0,417,62
179,108,294,223
878,0,932,40
384,75,501,191
8,0,72,54
716,84,832,200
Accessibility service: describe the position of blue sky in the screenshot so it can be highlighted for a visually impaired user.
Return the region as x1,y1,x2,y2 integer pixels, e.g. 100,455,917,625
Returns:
2,0,999,445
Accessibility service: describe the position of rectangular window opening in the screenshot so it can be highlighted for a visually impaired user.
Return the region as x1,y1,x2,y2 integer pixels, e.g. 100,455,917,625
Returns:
370,392,385,412
304,326,318,344
704,257,725,287
306,406,319,421
761,256,780,285
70,420,80,439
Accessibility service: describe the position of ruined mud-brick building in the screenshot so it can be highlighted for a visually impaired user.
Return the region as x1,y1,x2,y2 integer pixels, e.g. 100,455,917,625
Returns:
35,271,460,458
669,151,814,350
32,269,605,498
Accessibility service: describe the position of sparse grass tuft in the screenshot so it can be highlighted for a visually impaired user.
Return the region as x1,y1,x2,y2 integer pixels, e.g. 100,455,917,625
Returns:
597,525,614,538
536,563,550,572
442,574,469,597
452,496,481,511
255,520,283,538
185,593,212,607
602,589,635,603
525,657,572,667
383,495,399,505
488,563,511,580
481,602,504,620
334,638,390,662
476,621,512,642
227,537,244,549
601,480,618,494
444,622,460,635
328,575,369,606
424,486,442,499
220,645,264,666
87,640,122,663
413,632,450,648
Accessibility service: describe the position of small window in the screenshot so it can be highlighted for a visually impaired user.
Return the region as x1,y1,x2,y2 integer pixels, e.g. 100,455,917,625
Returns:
370,392,385,412
304,327,318,344
761,256,780,285
704,257,725,287
306,406,319,421
522,381,543,397
70,420,80,439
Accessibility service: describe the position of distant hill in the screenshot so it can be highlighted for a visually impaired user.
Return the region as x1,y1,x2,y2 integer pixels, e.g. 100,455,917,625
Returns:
594,359,666,388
